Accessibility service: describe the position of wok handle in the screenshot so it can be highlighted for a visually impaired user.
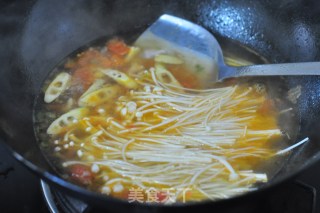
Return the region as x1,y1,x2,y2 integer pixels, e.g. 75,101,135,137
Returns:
236,61,320,77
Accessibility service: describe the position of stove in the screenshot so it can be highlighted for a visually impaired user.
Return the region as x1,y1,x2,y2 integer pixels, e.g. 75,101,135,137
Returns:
0,144,319,213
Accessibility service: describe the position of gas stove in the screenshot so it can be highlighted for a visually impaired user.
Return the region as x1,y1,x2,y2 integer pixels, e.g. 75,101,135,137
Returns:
0,145,318,213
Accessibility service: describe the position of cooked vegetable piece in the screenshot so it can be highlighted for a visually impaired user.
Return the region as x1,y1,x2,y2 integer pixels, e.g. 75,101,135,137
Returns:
73,68,95,90
76,49,112,69
78,85,121,107
101,69,138,89
47,108,89,134
125,47,141,62
155,63,182,87
110,54,125,67
69,164,94,185
155,54,183,64
142,49,167,58
44,72,71,103
80,79,105,100
127,62,144,75
107,39,130,56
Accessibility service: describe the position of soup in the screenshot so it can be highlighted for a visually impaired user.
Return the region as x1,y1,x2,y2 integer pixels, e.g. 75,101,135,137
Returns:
34,38,296,204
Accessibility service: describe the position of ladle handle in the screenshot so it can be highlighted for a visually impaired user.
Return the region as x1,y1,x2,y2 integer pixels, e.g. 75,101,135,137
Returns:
232,62,320,79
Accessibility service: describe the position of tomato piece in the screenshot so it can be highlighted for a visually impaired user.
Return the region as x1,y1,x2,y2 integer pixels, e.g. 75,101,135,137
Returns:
157,191,168,203
181,81,193,89
96,56,112,68
73,68,94,89
69,164,93,185
107,39,130,56
110,54,125,67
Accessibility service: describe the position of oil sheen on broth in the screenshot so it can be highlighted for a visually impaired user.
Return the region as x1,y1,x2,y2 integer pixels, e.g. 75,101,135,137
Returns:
34,38,289,204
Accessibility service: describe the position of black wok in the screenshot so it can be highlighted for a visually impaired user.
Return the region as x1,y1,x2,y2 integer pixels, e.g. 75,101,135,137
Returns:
1,0,320,212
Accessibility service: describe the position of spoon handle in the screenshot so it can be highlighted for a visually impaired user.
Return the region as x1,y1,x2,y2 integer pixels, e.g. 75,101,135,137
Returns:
231,62,320,79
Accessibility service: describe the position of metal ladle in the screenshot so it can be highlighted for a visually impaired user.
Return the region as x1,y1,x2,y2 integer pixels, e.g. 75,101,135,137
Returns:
135,14,320,83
